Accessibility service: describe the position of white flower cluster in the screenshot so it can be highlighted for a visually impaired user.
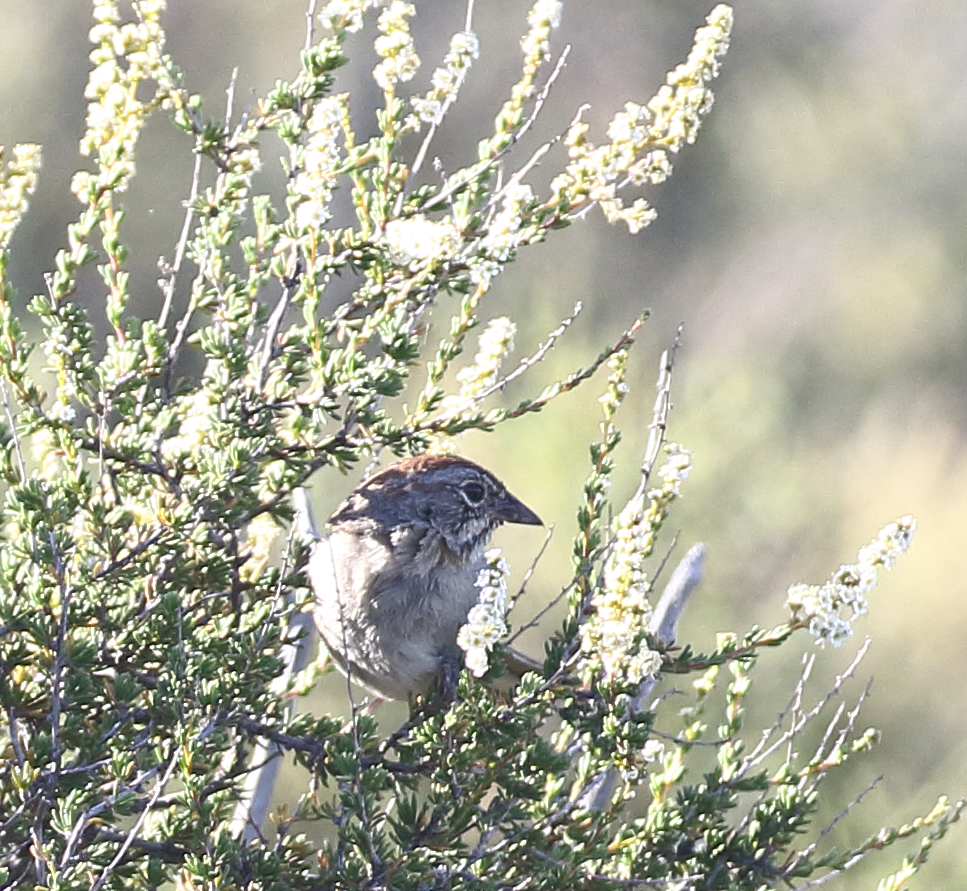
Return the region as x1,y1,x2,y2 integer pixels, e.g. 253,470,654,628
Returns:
410,30,479,127
430,317,515,454
319,0,383,34
622,738,665,784
434,317,516,434
293,97,346,230
604,497,652,608
580,445,693,686
483,183,533,262
382,214,461,267
161,390,215,462
373,1,420,92
605,104,675,187
521,0,563,70
647,4,732,152
786,516,917,647
483,0,563,159
242,513,281,582
456,316,516,396
457,548,510,677
548,5,731,234
598,351,631,418
581,492,662,685
629,150,672,187
469,183,534,288
656,443,692,495
225,144,261,204
554,109,659,235
74,1,167,198
42,324,79,423
0,143,42,249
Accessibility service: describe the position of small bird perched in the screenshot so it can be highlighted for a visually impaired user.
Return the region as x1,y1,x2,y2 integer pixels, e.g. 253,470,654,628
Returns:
307,454,543,700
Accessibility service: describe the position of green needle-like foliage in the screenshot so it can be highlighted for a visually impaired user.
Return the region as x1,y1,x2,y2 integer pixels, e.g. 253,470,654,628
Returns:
0,2,959,890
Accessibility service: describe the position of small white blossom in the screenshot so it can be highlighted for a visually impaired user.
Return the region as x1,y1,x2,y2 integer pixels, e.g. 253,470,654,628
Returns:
457,549,510,677
549,6,730,234
468,257,501,288
50,400,76,423
656,444,692,495
629,150,672,186
455,317,515,394
647,5,732,152
598,352,630,417
465,183,534,288
857,515,916,571
600,196,657,234
410,30,479,126
607,102,647,147
382,215,461,267
373,1,420,92
482,182,533,261
0,143,42,248
520,0,563,65
580,492,663,686
293,97,345,230
318,0,383,34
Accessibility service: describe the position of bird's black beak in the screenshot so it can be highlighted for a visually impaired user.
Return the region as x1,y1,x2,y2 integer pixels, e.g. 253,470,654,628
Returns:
496,491,543,526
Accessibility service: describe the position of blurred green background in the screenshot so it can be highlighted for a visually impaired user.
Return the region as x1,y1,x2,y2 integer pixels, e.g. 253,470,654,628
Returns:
2,0,965,885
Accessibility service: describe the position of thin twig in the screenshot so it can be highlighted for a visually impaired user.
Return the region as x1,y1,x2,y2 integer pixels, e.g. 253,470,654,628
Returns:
158,154,202,330
501,320,643,422
418,47,572,215
637,324,683,494
805,677,874,795
406,0,478,185
0,380,24,481
476,302,582,402
90,745,181,891
795,775,883,869
506,553,574,646
744,652,815,766
225,66,238,129
257,257,304,391
61,764,164,868
304,0,319,51
48,529,73,777
738,639,872,778
501,46,571,158
506,524,554,618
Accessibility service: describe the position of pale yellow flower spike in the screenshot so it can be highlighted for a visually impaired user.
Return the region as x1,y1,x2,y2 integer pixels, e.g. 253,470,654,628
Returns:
0,144,42,249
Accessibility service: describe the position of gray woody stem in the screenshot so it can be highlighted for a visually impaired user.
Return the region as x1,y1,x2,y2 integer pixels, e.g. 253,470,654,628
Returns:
230,489,318,842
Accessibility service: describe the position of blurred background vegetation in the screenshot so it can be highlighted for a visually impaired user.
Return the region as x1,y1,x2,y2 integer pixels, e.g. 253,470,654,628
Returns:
1,1,964,886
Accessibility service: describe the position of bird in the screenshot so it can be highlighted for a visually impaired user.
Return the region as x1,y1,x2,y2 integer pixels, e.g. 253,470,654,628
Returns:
306,454,543,701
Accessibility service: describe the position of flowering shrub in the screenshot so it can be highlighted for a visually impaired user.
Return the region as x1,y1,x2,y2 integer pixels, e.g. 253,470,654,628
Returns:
0,2,960,890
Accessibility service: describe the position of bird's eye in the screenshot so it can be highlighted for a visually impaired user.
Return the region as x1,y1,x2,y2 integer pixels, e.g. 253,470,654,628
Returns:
460,480,486,505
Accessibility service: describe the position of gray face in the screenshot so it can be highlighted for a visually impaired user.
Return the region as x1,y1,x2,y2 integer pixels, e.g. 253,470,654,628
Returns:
330,454,542,557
